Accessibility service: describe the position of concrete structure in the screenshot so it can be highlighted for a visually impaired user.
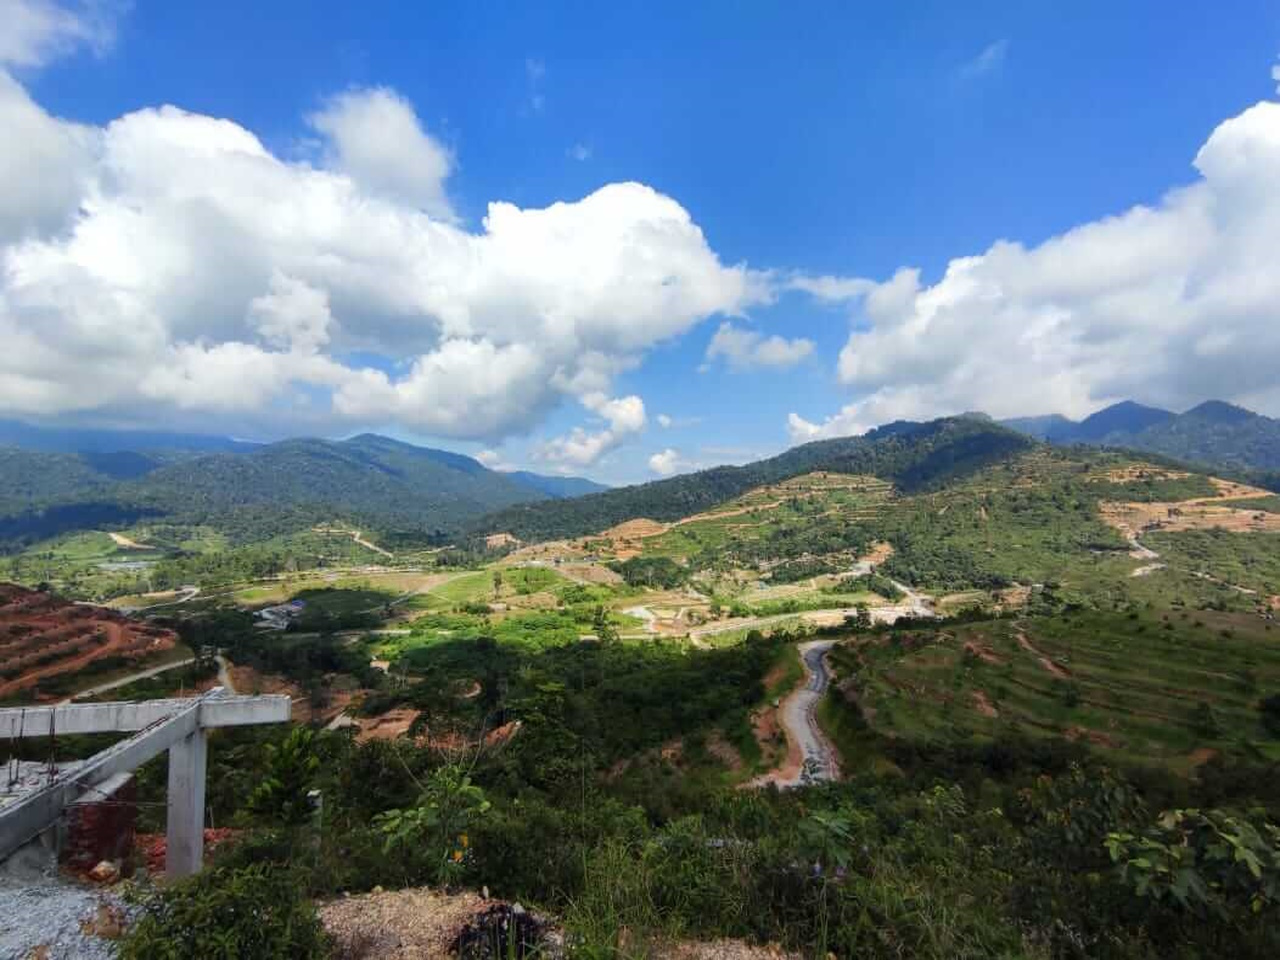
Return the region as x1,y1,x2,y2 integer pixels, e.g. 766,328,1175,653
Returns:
0,688,290,876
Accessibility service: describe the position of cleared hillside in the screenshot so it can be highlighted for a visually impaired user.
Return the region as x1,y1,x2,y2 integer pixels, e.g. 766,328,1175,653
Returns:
479,417,1035,542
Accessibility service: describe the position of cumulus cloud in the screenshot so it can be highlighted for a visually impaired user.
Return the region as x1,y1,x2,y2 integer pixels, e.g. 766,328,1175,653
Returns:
790,96,1280,440
308,87,455,220
648,447,685,476
0,0,118,68
537,393,647,467
475,449,510,471
656,413,672,428
567,142,592,162
704,321,814,371
0,71,97,241
959,39,1009,80
0,72,764,451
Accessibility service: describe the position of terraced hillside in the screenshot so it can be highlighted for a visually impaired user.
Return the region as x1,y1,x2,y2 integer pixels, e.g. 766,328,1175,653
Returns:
517,446,1280,618
0,584,180,702
829,607,1280,772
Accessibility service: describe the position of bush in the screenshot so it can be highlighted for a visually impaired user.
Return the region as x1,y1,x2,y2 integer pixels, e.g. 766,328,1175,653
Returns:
120,864,329,959
1260,693,1280,738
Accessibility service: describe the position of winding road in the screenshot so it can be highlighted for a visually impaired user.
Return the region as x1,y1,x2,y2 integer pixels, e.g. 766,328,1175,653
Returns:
754,639,841,788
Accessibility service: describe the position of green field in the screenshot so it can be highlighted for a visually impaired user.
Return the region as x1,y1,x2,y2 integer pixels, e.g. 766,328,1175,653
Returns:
839,608,1280,771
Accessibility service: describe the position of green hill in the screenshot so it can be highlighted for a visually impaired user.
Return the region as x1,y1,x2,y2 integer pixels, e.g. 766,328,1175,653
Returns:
0,434,571,550
479,417,1036,541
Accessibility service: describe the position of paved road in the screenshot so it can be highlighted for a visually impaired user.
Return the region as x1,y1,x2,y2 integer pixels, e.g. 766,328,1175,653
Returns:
759,639,840,788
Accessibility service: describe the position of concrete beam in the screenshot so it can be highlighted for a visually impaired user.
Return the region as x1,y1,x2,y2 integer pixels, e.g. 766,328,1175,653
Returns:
0,700,200,863
0,690,290,872
0,691,291,737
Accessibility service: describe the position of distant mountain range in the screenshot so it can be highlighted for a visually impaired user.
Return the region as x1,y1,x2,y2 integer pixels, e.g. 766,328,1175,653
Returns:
0,423,605,549
1000,399,1280,471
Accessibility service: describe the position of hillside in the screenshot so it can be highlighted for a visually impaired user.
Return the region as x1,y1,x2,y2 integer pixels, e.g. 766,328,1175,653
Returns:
1002,399,1280,470
0,434,598,551
480,417,1035,542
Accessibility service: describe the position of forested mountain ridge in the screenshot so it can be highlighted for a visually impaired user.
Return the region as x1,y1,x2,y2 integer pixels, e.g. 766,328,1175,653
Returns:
0,434,598,549
479,416,1036,541
1001,399,1280,470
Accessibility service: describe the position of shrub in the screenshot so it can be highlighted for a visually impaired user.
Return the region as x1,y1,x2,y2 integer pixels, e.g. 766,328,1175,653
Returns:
120,864,329,959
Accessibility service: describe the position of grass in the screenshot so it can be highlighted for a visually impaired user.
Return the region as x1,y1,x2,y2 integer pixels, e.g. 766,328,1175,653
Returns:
845,608,1280,772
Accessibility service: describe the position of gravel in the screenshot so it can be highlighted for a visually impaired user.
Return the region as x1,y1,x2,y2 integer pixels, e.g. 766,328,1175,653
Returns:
0,879,125,960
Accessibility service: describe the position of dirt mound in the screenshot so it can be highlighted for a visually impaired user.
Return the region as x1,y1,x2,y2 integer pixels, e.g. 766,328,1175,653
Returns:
321,888,495,959
484,532,521,549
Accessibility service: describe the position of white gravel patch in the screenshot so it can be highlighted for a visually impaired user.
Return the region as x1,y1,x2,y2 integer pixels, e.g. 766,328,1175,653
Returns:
0,879,124,960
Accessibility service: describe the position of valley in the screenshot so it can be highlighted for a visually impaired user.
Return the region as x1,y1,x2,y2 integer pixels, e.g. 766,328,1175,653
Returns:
4,416,1280,957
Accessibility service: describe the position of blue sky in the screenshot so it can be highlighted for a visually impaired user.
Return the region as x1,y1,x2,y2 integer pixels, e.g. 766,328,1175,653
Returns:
4,1,1280,483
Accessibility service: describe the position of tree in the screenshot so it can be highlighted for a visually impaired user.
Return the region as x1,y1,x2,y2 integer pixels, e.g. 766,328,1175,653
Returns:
492,569,503,599
593,605,618,643
245,728,321,827
1260,693,1280,738
374,764,491,885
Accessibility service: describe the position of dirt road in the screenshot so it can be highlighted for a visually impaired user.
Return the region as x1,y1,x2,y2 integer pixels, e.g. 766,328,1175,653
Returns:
754,639,840,788
61,656,195,703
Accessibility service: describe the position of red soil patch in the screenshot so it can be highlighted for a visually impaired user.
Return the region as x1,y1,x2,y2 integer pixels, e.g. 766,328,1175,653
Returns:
963,640,1004,665
858,541,895,566
356,708,421,742
971,690,999,718
484,719,522,747
1016,631,1070,679
136,828,240,874
0,583,177,699
1189,747,1219,767
1064,725,1121,749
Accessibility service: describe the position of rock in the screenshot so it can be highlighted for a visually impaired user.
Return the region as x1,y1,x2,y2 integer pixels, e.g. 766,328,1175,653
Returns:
87,861,120,884
80,903,125,940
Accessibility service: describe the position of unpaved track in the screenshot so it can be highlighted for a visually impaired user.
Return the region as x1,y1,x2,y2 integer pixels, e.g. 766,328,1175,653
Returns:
62,656,195,703
754,639,840,788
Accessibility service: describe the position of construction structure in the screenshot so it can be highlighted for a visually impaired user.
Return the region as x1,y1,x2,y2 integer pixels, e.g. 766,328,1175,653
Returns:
0,688,290,876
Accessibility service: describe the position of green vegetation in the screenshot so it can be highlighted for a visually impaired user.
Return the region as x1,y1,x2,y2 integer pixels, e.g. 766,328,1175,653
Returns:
120,864,329,959
842,609,1280,770
611,555,688,588
482,416,1034,541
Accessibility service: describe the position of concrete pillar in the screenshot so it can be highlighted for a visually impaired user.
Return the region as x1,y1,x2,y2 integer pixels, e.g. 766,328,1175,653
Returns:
165,730,207,878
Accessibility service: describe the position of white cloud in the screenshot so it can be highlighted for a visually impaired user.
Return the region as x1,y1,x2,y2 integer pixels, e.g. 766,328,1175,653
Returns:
525,58,546,113
656,413,672,428
538,392,647,467
0,73,765,448
786,273,875,302
648,447,685,476
959,39,1009,80
307,87,455,221
475,449,511,471
0,0,118,68
1273,57,1279,95
791,97,1280,436
0,71,97,241
567,142,592,162
704,321,814,371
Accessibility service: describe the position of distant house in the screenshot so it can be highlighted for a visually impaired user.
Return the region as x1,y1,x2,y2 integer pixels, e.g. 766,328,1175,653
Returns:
253,600,305,631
